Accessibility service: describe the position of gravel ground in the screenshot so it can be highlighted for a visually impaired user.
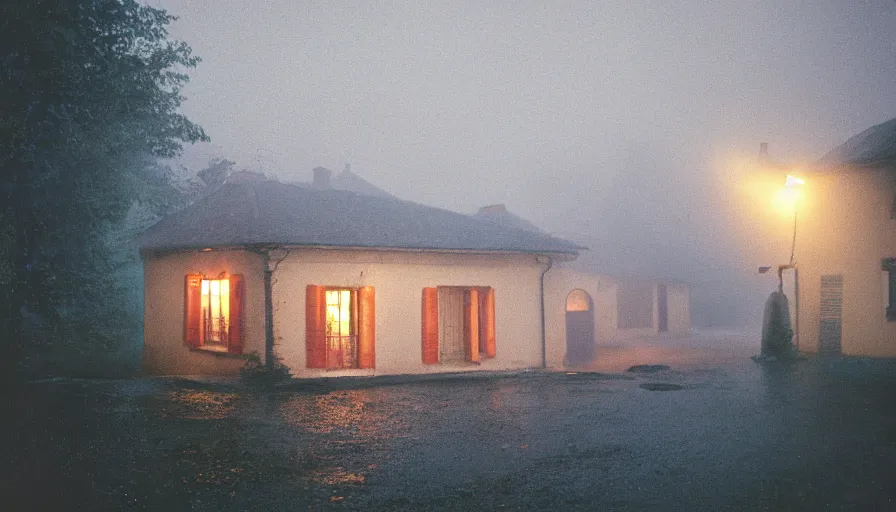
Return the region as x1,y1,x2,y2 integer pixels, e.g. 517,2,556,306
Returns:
3,334,896,511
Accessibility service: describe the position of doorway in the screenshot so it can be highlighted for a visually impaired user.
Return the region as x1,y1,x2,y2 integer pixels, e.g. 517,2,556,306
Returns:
565,289,595,366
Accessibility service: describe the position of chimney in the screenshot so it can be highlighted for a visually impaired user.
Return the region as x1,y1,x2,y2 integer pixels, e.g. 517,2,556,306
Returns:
759,142,769,165
312,166,332,189
478,204,507,215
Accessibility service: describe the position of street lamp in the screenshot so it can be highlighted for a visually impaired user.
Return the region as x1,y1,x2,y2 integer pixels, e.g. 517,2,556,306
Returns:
784,174,805,265
759,173,805,352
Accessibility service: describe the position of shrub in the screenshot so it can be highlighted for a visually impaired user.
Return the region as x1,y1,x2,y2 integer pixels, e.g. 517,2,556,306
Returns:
239,352,292,387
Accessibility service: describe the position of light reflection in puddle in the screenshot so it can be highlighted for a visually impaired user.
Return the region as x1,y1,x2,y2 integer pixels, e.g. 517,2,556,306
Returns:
280,390,409,441
308,468,366,485
163,390,238,420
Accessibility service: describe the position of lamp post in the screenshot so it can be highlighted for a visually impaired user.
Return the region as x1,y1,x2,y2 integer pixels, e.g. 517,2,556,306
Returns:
784,174,804,351
784,174,805,266
758,173,805,352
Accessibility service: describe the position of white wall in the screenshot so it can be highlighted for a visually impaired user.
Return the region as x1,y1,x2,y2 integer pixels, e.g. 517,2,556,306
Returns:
143,249,266,375
666,282,691,335
543,267,618,367
271,248,547,377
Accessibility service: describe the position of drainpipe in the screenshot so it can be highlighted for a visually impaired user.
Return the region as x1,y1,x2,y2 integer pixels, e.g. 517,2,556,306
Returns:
539,255,554,369
263,263,275,367
258,247,288,368
794,266,800,352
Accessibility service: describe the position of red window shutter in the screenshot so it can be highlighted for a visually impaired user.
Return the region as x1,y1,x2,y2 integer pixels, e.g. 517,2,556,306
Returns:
465,288,480,363
484,287,496,358
477,288,488,354
305,285,327,368
228,274,244,354
184,274,202,348
421,287,439,364
358,286,376,369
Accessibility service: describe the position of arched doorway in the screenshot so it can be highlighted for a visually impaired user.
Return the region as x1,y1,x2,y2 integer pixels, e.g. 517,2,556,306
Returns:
565,289,595,366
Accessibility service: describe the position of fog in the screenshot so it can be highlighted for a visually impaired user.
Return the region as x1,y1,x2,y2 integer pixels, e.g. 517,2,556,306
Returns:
155,0,896,326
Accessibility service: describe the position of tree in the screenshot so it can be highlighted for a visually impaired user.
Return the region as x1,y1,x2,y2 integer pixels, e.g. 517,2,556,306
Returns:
0,0,208,375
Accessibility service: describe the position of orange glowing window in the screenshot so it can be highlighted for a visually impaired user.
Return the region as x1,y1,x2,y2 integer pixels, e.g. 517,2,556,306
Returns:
305,285,375,370
184,274,244,354
201,278,230,347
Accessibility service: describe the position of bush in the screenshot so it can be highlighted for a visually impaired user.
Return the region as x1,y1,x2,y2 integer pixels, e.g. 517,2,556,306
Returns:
239,352,292,387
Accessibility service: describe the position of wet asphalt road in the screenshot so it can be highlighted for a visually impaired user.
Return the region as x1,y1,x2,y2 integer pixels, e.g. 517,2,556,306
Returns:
3,342,896,510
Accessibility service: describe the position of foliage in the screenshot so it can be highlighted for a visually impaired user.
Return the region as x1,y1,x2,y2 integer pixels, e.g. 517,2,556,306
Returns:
0,0,208,375
239,352,293,388
197,158,235,188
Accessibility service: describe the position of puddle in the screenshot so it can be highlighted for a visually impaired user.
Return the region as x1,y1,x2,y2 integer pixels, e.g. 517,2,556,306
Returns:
308,468,367,485
639,382,684,391
162,390,239,419
627,364,671,373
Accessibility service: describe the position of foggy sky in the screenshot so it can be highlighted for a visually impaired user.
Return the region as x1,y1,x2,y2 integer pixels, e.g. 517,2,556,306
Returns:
156,0,895,215
153,0,895,322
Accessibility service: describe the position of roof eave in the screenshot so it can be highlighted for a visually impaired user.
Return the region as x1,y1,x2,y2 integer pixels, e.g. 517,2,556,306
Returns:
140,242,581,260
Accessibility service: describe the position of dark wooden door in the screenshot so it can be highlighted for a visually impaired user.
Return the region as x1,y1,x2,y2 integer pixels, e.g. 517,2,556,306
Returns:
566,310,595,365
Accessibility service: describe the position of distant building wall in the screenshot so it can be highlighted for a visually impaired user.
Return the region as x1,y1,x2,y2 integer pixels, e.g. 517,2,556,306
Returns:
666,282,691,335
617,282,654,329
614,280,691,339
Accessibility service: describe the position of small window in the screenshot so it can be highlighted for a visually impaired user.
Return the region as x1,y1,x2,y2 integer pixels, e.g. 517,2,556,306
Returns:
201,278,230,348
884,259,896,321
326,289,359,369
184,274,244,354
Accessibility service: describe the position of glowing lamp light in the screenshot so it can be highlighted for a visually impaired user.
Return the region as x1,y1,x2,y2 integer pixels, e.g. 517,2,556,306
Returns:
784,174,805,188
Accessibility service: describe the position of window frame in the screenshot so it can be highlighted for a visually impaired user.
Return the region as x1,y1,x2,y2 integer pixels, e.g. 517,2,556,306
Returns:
306,284,375,370
421,285,496,365
184,274,244,354
884,259,896,322
324,287,360,369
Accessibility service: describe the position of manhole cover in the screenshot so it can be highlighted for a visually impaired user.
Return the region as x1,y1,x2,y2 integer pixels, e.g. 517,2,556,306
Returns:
639,382,683,391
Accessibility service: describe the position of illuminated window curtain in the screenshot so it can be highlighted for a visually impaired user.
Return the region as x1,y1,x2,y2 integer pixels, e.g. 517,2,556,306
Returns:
201,279,230,346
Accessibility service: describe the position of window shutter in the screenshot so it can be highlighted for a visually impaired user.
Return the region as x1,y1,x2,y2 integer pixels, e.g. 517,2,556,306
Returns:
184,274,202,348
305,285,327,368
464,288,480,362
358,286,376,369
421,287,439,364
228,274,244,354
484,287,496,358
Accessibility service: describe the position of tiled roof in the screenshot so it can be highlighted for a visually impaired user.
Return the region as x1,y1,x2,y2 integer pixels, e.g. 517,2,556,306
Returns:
138,180,584,256
473,206,547,234
818,117,896,167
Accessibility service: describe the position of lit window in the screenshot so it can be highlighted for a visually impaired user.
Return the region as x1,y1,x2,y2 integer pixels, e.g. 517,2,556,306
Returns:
184,274,243,354
326,289,358,368
201,278,230,347
306,285,375,370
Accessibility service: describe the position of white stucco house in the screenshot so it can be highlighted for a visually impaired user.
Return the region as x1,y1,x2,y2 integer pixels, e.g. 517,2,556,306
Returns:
138,171,616,377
